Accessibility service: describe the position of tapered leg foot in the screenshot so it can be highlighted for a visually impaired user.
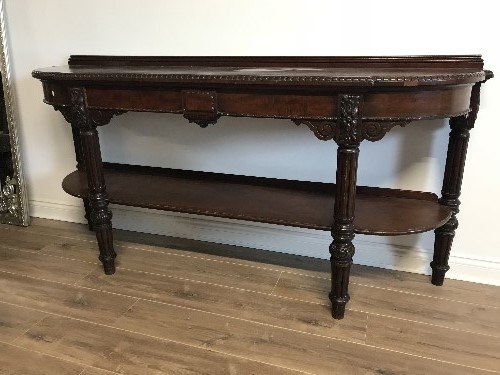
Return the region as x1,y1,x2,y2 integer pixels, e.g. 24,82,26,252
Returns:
329,241,355,320
330,294,350,319
100,255,116,275
431,216,457,286
94,221,116,275
94,218,117,276
430,268,448,286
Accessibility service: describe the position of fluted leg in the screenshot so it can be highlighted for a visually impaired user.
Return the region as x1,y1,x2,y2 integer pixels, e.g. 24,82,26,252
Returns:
431,82,482,285
329,93,361,319
431,115,470,285
80,128,116,274
71,126,94,231
330,144,359,319
70,87,116,275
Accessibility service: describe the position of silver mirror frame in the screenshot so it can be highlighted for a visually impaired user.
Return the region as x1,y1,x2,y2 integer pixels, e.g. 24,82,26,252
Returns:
0,0,29,226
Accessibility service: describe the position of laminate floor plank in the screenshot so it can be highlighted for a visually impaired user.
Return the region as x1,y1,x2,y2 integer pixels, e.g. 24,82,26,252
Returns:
112,299,490,375
80,367,120,375
117,247,281,294
15,315,302,375
0,245,98,284
23,217,95,239
0,302,47,343
10,219,297,272
40,240,282,294
0,227,99,261
273,272,500,337
366,314,500,372
169,231,500,310
349,264,500,308
77,267,368,343
40,240,98,263
0,341,85,374
4,234,365,345
0,272,136,325
12,219,500,309
0,225,53,252
266,255,500,309
2,219,499,374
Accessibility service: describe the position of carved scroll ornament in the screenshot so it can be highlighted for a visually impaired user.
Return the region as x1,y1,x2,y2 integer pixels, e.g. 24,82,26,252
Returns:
294,93,411,144
294,118,410,143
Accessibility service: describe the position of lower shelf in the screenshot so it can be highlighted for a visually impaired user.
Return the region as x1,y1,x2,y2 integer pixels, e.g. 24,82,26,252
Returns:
62,163,452,236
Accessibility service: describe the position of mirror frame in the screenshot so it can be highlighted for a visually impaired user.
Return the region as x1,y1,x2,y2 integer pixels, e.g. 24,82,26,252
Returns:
0,0,29,226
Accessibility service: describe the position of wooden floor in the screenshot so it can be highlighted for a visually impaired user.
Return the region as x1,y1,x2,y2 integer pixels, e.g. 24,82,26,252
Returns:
0,218,499,374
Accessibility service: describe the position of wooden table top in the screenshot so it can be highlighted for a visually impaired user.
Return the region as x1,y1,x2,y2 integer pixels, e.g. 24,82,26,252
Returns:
32,55,491,87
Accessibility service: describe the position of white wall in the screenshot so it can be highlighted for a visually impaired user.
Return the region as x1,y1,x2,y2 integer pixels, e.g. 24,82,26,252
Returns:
5,0,500,284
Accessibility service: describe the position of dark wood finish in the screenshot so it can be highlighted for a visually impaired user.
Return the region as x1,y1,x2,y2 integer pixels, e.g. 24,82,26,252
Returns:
46,86,472,124
431,82,482,285
32,55,493,319
67,55,486,68
35,55,488,88
61,163,452,236
69,87,116,274
329,94,361,318
70,125,93,230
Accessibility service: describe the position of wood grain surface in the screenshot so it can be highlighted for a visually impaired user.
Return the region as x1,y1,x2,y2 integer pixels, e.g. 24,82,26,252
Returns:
61,165,452,235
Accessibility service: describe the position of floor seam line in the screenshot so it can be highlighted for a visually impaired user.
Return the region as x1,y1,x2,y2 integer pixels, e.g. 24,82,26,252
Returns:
270,271,283,295
10,315,49,345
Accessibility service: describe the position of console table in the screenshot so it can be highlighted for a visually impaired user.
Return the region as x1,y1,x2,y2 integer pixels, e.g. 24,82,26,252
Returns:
32,55,492,319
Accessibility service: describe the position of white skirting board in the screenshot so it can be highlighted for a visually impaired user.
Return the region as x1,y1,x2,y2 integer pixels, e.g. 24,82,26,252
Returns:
30,199,500,286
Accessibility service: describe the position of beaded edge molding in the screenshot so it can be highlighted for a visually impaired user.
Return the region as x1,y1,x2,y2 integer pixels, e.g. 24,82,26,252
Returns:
31,71,486,86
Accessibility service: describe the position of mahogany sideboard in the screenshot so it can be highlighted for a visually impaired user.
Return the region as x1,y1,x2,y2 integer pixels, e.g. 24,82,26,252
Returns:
32,55,493,319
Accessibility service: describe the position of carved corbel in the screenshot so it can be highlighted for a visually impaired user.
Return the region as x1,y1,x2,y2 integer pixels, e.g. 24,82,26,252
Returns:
182,90,220,127
53,104,125,127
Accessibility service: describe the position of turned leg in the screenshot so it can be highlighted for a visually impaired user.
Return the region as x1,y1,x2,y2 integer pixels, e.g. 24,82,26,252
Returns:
329,94,361,319
70,87,116,275
431,116,470,285
71,125,94,231
330,144,359,318
431,83,481,285
80,129,116,274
